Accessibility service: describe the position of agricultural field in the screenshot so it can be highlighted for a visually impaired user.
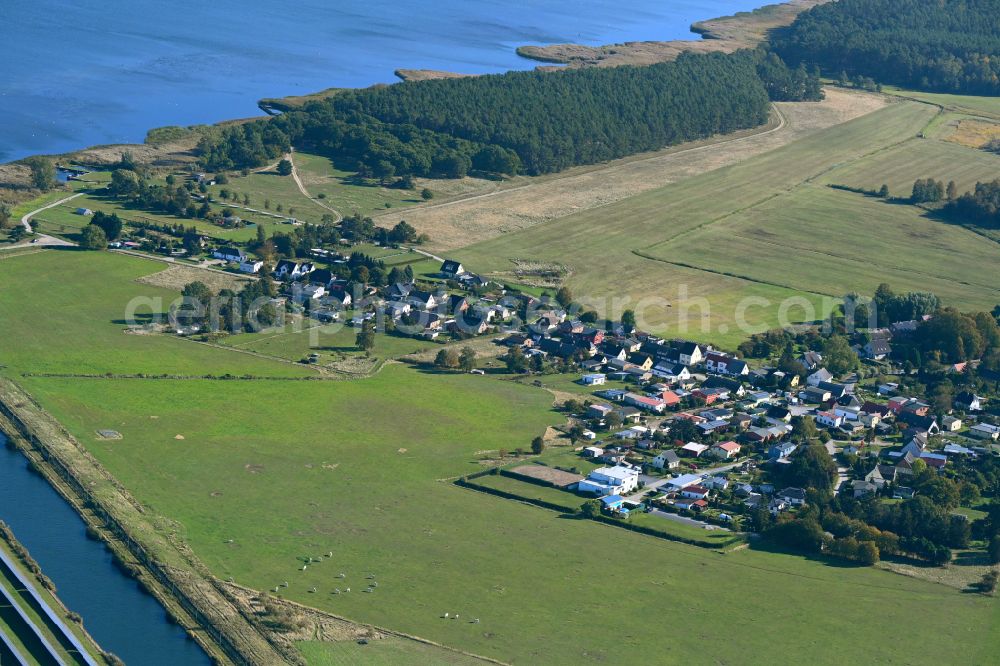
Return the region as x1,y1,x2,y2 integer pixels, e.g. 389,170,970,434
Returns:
455,100,940,348
816,136,1000,197
648,183,1000,310
883,86,1000,120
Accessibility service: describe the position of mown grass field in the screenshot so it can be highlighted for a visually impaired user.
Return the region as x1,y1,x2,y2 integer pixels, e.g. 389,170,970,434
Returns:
1,235,999,664
455,99,1000,347
649,183,1000,309
816,136,1000,197
293,152,428,217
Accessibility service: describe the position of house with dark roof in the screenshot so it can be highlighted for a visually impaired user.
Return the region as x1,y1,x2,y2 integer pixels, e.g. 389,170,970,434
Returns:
778,487,807,505
955,392,983,412
274,260,314,281
213,247,246,263
439,259,465,277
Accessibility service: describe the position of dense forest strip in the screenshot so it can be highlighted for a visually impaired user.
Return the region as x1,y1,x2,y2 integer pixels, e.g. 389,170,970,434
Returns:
772,0,1000,94
198,50,819,181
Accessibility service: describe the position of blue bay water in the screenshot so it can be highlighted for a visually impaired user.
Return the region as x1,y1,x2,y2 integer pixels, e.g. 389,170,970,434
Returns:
1,0,767,163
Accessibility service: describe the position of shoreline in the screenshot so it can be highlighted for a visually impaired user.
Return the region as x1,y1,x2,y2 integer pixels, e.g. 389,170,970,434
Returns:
512,0,830,71
2,0,820,188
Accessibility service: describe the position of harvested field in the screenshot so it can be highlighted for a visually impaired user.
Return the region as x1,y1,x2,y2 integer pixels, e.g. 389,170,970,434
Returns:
135,264,252,293
375,88,887,251
944,118,1000,150
507,465,583,488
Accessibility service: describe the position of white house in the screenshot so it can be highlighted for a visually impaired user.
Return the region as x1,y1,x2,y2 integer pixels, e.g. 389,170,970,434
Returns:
652,449,680,470
274,260,314,281
778,487,807,506
238,260,263,274
676,342,703,366
581,373,607,386
293,284,326,304
710,441,741,460
213,247,246,263
577,466,640,496
704,352,749,376
664,474,703,492
968,423,1000,441
816,410,844,428
680,485,710,500
806,368,833,387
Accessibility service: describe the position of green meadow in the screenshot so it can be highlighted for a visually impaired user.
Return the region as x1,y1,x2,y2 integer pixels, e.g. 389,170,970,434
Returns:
0,250,997,663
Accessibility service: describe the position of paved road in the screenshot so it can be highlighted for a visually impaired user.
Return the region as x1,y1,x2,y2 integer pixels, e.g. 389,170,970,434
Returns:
625,460,743,502
2,192,82,251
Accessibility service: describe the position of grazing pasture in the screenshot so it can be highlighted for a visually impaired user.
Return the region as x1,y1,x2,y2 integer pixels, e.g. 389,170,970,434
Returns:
11,366,998,665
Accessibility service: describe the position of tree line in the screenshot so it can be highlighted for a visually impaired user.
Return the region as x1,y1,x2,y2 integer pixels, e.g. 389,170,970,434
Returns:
772,0,1000,94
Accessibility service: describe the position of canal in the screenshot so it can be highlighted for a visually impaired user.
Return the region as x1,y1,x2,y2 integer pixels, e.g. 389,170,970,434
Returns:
0,432,211,665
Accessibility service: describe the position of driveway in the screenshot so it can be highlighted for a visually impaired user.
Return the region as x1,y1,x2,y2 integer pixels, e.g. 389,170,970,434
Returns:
648,508,732,532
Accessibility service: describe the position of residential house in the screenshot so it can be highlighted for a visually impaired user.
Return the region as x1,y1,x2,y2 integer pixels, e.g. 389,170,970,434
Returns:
583,446,604,458
274,260,314,281
577,466,640,496
711,441,741,460
625,393,666,414
834,394,863,421
387,282,415,301
680,485,710,500
968,423,1000,441
293,283,326,304
213,247,246,263
816,411,844,429
702,375,746,398
664,474,704,492
942,415,963,432
704,352,750,376
406,289,441,311
674,498,708,512
863,337,892,360
767,441,797,460
439,259,466,277
239,260,263,274
852,480,878,498
801,388,831,404
675,342,703,366
800,351,823,370
680,442,709,458
898,411,940,435
955,392,984,412
778,487,807,506
818,381,849,400
919,451,948,470
581,373,607,386
704,476,730,490
806,368,833,387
